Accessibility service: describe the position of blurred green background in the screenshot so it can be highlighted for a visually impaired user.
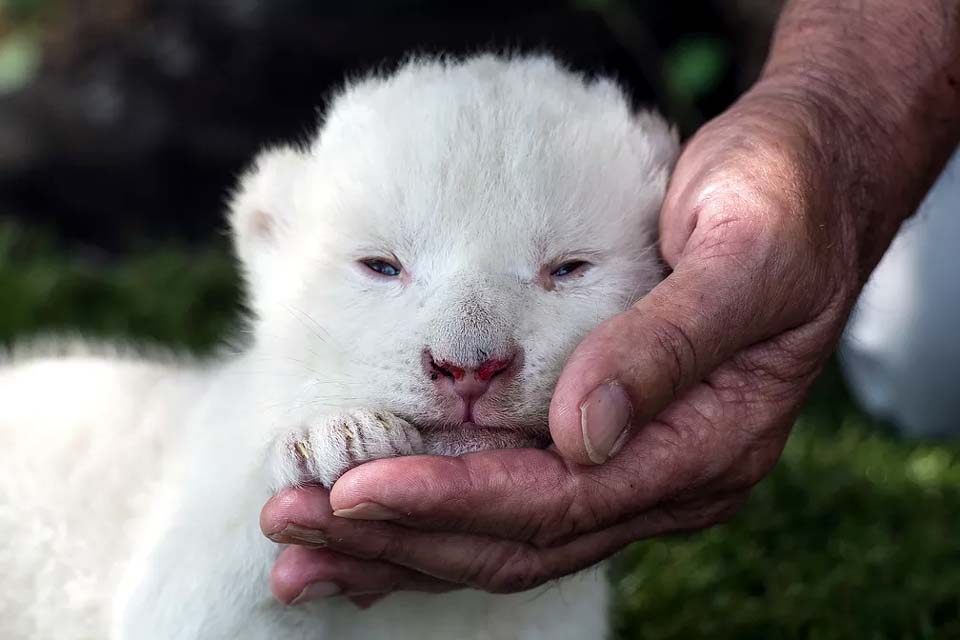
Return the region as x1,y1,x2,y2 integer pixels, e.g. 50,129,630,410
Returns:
2,1,959,638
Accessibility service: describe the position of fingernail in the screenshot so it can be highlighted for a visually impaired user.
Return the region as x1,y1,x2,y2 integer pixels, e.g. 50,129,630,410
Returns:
333,502,402,520
580,383,633,464
291,581,342,605
269,524,328,547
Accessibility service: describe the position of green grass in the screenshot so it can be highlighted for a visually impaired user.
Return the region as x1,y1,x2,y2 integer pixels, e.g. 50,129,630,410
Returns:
611,406,960,639
2,221,958,639
0,222,241,352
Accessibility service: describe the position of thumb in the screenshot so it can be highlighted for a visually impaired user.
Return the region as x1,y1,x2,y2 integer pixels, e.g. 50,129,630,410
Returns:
549,260,759,465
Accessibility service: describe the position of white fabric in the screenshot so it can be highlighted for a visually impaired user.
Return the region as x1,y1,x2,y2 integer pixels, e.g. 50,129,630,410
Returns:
841,148,960,437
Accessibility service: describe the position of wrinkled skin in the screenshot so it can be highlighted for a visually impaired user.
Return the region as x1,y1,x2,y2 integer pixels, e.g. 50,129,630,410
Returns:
261,0,960,606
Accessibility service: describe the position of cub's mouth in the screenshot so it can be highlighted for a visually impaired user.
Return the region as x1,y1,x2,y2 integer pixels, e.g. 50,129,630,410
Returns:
418,423,551,457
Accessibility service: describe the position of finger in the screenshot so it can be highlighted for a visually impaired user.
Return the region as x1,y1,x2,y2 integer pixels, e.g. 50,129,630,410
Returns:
271,489,750,593
262,484,332,542
329,448,587,544
271,545,458,605
268,483,562,591
328,439,688,547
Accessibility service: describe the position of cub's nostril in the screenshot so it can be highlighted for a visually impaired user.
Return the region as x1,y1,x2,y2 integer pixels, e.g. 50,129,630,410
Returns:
429,356,465,381
423,349,518,391
475,357,514,382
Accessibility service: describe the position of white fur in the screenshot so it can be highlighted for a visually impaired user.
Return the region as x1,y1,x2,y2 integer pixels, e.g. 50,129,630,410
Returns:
0,54,676,639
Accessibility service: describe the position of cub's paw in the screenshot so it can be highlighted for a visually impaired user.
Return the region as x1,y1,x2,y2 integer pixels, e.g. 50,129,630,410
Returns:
270,410,423,490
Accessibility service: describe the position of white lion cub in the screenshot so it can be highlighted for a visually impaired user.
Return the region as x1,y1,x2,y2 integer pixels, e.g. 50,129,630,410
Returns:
0,54,676,639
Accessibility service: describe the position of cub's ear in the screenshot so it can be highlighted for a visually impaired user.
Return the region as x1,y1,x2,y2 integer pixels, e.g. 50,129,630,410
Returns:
624,111,679,246
630,110,680,176
228,145,306,314
228,145,305,258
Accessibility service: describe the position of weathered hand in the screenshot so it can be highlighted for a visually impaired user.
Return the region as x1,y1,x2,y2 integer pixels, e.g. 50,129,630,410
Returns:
260,86,883,605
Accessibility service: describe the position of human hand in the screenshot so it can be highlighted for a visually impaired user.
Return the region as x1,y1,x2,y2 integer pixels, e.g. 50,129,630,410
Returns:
260,83,895,605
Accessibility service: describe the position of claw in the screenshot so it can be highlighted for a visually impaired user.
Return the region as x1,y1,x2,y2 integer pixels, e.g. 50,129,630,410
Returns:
294,441,311,460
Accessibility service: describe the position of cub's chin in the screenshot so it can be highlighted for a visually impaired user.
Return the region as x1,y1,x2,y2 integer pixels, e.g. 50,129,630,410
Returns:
421,423,551,457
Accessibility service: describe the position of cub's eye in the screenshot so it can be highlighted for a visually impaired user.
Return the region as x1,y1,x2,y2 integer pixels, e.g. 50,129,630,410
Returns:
361,258,402,277
551,260,589,278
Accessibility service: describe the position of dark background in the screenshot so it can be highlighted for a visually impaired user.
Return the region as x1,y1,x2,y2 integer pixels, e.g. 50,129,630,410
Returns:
0,0,780,251
2,2,959,639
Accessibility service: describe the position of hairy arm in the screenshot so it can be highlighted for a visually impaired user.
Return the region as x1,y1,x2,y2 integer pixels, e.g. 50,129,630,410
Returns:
754,0,960,273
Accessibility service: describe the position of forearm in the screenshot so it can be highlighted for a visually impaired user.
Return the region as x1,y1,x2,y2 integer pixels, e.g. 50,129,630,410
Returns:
753,0,960,275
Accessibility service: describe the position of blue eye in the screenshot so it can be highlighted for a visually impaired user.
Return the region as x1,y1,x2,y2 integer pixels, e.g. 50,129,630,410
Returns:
551,260,589,278
362,258,402,277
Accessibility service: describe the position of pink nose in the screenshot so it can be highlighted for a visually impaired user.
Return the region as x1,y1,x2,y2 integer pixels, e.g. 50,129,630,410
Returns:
427,353,514,401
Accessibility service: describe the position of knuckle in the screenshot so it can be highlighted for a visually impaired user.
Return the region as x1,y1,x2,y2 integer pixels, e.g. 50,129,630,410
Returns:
750,332,829,382
662,494,748,532
716,353,811,424
713,494,749,524
527,477,609,548
531,496,599,548
738,441,786,489
462,545,546,594
700,494,748,526
368,531,408,564
513,509,555,547
649,408,708,456
639,314,699,397
687,196,774,261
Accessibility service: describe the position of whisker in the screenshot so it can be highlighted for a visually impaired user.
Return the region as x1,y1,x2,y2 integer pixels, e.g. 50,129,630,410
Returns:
282,303,334,344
